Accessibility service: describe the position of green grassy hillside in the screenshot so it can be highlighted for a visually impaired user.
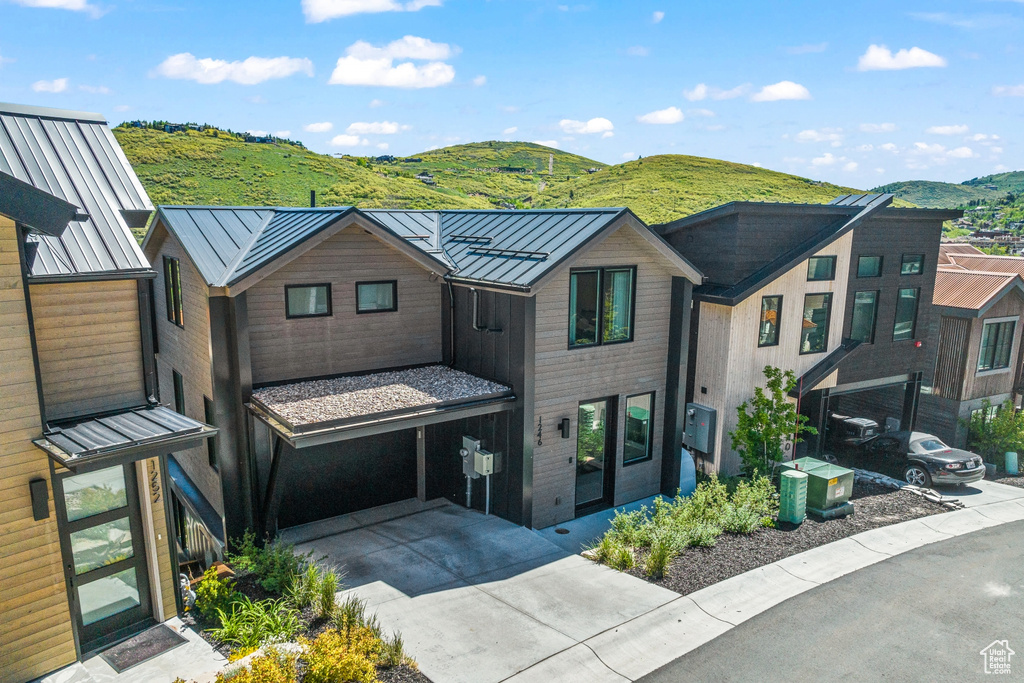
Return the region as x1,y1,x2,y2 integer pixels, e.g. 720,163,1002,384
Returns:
873,172,1024,235
114,125,864,233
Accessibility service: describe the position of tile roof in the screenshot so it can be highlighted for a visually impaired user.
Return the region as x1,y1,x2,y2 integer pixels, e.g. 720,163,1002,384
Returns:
0,102,153,278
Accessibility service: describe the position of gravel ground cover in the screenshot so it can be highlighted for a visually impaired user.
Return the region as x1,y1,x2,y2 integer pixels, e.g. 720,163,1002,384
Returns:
253,365,509,426
991,473,1024,489
629,481,947,596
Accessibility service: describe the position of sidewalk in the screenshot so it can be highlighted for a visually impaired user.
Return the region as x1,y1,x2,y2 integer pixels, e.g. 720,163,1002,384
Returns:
506,480,1024,682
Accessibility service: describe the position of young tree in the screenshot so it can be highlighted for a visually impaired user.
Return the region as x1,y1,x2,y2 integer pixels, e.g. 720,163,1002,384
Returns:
965,398,1024,470
729,365,817,477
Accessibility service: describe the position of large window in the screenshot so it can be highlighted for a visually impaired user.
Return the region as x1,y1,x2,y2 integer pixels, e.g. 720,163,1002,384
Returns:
978,319,1017,372
857,255,882,278
624,393,654,465
285,284,331,319
806,256,836,281
800,293,832,354
758,295,781,347
163,256,183,327
569,267,635,348
850,291,879,344
172,369,185,414
356,281,398,313
204,396,218,470
901,254,924,275
893,288,920,341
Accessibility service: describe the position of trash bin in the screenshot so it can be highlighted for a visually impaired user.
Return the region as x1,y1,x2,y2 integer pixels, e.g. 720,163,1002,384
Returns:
1007,452,1019,476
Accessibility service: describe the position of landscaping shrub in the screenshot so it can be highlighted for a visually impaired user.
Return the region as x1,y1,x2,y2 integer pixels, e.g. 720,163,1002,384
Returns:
315,568,340,620
720,506,762,534
285,563,320,610
333,594,369,632
608,543,636,571
379,631,410,669
195,567,239,621
302,627,382,683
681,522,720,548
215,650,297,683
210,596,301,650
643,534,677,579
229,530,309,594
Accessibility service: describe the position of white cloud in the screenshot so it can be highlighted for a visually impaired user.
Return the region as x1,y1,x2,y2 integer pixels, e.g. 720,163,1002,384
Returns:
113,104,130,112
329,36,456,88
703,123,726,132
376,142,390,150
154,53,314,85
304,121,334,133
786,42,827,55
274,130,291,137
970,133,1000,142
503,126,518,135
32,78,68,93
247,130,268,137
330,134,370,146
794,128,843,145
927,124,969,135
811,153,837,166
684,82,750,101
752,162,762,168
993,84,1024,97
857,144,874,152
637,106,683,124
907,141,978,163
622,152,637,160
652,10,664,23
843,161,858,172
948,146,977,158
302,0,441,23
856,44,947,71
369,99,385,107
472,75,486,86
626,46,650,57
560,117,614,135
880,142,899,152
532,140,559,148
751,81,811,102
11,0,101,18
346,120,410,134
860,122,896,133
78,84,110,94
688,108,715,117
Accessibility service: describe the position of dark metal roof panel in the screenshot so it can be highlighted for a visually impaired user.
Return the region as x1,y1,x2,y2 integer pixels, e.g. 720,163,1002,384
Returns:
0,103,154,278
229,208,354,284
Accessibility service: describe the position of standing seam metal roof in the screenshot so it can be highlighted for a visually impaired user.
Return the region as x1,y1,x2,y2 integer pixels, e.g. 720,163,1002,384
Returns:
0,103,153,278
934,268,1023,311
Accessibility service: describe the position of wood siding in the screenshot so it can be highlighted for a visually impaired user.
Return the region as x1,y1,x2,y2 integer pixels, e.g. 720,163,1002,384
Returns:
247,224,443,385
0,218,77,683
691,233,853,475
963,290,1024,402
934,316,970,400
531,225,677,528
30,280,146,422
146,223,223,516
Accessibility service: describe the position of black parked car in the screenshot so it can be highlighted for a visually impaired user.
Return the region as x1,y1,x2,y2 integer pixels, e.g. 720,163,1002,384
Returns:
851,431,985,488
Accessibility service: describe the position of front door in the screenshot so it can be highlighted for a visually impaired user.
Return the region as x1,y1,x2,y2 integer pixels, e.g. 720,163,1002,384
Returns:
54,464,153,654
575,397,616,515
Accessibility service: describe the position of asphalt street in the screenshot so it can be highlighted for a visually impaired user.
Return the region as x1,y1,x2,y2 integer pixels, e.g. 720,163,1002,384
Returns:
639,520,1024,682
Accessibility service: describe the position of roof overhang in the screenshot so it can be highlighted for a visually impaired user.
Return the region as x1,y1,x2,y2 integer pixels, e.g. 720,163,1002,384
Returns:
250,393,515,449
33,405,216,473
0,172,84,237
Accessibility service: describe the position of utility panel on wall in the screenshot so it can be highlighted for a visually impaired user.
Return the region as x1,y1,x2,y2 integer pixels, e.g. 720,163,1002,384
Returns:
683,403,716,456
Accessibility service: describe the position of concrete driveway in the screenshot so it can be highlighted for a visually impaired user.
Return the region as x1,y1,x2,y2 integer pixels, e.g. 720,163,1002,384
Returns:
290,501,679,683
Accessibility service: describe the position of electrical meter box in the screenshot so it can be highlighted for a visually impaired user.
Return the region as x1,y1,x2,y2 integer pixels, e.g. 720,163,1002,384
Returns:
462,436,481,479
474,449,494,476
682,403,716,454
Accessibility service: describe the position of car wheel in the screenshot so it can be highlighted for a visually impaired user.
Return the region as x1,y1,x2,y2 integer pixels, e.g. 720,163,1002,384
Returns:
904,463,932,488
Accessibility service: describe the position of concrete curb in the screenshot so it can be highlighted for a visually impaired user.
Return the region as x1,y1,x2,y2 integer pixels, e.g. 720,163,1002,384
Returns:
504,481,1024,683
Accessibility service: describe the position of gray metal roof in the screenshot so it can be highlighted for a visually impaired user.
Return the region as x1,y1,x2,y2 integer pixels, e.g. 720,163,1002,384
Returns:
0,102,154,279
0,170,82,236
366,209,632,289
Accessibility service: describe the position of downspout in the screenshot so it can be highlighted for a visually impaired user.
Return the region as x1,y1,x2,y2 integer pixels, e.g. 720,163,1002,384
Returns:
471,287,503,334
446,278,457,367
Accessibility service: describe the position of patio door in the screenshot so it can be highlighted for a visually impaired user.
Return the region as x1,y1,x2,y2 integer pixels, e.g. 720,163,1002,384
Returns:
54,464,153,654
575,397,616,515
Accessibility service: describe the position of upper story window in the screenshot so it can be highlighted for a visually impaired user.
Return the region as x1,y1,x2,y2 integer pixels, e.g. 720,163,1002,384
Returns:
806,256,836,281
893,288,920,341
285,284,332,319
623,392,654,465
204,396,218,471
163,256,183,327
758,295,781,347
857,255,882,278
172,369,185,414
978,319,1017,372
800,292,832,354
901,254,924,276
569,267,636,348
356,281,398,313
850,290,879,344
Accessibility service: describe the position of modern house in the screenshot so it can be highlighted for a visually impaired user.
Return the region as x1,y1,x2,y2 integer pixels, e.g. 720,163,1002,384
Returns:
143,206,702,545
654,194,961,474
0,104,213,682
919,246,1024,447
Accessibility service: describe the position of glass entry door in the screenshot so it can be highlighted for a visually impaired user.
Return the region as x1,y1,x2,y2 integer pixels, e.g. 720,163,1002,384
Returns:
55,464,152,654
575,398,616,513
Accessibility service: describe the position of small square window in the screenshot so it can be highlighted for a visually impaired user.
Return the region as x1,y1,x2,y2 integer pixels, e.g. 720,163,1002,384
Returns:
807,256,836,281
857,255,882,278
356,281,398,313
285,284,332,319
901,254,924,275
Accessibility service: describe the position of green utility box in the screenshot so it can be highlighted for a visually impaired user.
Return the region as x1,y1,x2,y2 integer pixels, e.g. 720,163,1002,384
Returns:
779,470,808,525
780,457,854,518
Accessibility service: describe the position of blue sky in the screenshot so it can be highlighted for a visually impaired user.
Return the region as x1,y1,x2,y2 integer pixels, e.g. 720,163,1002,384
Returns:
1,0,1021,187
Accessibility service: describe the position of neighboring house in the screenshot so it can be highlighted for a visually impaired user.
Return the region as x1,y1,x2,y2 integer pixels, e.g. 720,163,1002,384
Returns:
919,246,1024,447
655,194,960,474
143,206,702,541
0,104,213,682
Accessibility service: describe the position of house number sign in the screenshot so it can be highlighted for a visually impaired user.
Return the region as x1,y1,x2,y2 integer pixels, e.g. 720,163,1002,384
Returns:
147,459,162,504
536,416,543,446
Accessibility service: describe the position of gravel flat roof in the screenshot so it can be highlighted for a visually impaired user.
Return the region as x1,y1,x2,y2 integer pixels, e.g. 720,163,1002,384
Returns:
252,365,511,427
